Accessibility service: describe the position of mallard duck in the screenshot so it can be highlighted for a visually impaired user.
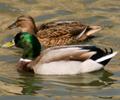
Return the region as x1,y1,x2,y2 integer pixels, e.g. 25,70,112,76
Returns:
7,15,102,48
14,32,117,75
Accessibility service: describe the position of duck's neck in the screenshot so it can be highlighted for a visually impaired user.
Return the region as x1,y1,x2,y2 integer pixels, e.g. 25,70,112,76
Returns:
21,22,38,35
15,32,41,60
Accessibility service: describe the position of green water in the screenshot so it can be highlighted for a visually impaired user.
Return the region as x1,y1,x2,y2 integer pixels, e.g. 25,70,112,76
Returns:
0,0,120,99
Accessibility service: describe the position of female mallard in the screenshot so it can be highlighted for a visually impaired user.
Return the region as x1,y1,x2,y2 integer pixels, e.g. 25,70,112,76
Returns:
7,15,102,48
14,32,117,75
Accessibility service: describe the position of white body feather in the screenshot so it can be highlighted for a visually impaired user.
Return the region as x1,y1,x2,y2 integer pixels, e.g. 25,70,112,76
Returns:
33,59,103,75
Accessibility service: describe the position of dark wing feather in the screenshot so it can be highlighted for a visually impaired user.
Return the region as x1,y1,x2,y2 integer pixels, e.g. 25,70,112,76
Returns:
37,21,87,38
36,21,101,47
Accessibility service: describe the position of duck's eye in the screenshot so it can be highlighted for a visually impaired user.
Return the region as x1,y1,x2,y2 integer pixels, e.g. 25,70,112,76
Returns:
17,19,22,22
17,19,26,22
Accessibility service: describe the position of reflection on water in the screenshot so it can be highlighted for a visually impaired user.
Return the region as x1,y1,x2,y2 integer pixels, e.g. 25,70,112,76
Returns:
0,0,120,99
0,69,119,100
20,70,114,95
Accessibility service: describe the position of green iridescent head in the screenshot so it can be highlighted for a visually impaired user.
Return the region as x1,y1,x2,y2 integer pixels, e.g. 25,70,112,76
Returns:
14,32,41,60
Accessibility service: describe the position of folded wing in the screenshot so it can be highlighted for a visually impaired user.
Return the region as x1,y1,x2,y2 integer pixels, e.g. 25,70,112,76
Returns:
40,45,97,63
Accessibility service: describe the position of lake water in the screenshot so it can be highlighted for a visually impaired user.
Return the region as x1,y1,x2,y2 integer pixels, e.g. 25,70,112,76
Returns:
0,0,120,100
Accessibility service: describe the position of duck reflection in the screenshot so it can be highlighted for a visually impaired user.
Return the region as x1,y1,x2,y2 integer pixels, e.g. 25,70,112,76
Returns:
18,70,114,95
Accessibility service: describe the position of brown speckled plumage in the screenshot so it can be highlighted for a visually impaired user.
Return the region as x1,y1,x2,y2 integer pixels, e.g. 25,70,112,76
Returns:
7,15,102,48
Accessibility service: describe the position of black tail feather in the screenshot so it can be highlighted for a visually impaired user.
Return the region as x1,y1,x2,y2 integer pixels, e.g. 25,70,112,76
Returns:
99,58,112,66
91,48,114,66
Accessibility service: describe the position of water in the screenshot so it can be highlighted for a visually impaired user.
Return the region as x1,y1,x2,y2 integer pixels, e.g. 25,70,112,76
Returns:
0,0,120,99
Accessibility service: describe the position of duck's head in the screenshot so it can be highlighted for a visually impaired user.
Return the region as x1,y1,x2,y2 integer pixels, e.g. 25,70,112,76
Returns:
14,32,41,60
7,15,38,34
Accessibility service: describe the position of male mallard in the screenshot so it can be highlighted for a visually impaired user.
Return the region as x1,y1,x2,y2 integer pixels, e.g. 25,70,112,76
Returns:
14,32,117,75
7,15,102,48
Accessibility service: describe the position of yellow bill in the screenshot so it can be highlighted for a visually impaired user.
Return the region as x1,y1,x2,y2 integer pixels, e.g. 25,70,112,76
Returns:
2,40,15,48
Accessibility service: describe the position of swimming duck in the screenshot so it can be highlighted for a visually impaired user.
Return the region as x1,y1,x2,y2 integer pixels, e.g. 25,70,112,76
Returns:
7,15,102,48
14,31,117,75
